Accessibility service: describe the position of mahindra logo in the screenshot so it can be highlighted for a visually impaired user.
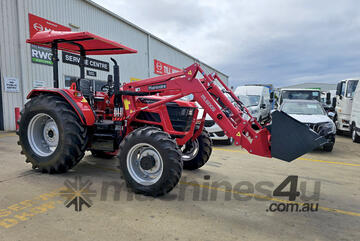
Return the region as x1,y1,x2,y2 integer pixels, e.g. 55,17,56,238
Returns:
33,23,43,32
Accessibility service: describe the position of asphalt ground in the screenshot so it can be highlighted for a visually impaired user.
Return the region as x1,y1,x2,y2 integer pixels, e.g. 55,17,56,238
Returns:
0,132,359,241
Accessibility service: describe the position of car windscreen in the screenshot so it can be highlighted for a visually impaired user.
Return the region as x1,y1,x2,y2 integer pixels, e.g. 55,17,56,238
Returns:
281,102,326,115
238,95,260,107
346,80,359,98
282,90,320,101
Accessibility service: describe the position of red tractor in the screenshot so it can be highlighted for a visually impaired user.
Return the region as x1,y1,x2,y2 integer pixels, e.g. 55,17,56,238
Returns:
18,31,325,196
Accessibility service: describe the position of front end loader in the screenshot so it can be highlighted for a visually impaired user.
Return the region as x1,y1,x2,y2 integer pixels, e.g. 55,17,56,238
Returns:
17,30,326,196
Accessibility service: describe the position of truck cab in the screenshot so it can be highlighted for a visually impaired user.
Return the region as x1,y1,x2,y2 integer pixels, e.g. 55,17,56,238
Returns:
276,88,321,109
334,79,359,133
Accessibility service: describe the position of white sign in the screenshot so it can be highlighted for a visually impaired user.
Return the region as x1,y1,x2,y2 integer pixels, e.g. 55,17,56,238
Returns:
4,77,19,93
33,80,47,88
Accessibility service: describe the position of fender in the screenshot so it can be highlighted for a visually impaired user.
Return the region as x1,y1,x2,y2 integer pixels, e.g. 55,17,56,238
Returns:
27,88,96,126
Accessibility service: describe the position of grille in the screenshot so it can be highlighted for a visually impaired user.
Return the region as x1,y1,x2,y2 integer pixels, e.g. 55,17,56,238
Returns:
204,120,215,127
215,131,225,137
167,106,195,132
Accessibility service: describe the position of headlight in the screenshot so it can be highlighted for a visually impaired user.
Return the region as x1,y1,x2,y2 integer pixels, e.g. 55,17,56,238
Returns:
250,109,258,115
321,122,336,134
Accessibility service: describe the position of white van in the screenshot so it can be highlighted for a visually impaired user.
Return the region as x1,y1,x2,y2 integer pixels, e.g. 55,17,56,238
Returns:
350,83,360,142
234,86,271,122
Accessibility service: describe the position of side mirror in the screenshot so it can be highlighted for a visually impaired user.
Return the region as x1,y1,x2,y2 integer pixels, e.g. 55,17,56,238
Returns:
260,103,266,109
327,112,335,118
326,92,331,105
336,82,342,96
332,97,336,108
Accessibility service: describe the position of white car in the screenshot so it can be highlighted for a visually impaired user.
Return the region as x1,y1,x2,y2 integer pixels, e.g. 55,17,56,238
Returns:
279,100,336,152
204,114,233,145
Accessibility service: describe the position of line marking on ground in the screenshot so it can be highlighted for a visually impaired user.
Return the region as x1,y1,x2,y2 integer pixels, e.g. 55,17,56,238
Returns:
0,132,16,138
213,147,360,167
91,164,360,218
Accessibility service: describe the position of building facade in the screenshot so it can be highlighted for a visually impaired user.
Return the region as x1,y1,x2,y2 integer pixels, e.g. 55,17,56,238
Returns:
0,0,228,130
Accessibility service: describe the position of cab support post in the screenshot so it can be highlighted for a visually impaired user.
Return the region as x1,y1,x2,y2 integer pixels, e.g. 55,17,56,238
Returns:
51,42,59,88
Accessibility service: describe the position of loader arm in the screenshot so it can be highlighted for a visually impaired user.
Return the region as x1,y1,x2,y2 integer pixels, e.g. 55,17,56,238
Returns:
122,63,326,162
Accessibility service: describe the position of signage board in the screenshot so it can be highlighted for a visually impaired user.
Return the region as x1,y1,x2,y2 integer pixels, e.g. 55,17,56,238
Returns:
28,13,71,38
62,52,110,72
86,70,97,77
4,77,19,93
154,59,181,75
31,45,53,65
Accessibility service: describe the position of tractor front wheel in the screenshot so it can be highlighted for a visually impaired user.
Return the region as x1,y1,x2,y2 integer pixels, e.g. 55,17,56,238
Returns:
118,127,182,196
17,95,88,173
181,130,212,170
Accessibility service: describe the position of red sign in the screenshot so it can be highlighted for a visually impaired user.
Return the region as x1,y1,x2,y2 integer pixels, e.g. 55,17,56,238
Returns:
28,13,71,37
154,59,181,75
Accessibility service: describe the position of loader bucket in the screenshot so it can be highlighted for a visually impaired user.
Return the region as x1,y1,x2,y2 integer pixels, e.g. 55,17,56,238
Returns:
267,110,327,162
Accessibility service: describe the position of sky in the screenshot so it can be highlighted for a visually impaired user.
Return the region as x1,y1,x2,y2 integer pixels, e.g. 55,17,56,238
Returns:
93,0,360,88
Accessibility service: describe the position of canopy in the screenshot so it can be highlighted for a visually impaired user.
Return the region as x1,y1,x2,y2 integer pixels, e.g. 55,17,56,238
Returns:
26,30,137,55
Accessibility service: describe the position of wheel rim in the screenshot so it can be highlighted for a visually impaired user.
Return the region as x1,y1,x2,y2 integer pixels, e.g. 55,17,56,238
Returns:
27,113,59,157
352,129,356,141
181,139,199,161
126,143,163,186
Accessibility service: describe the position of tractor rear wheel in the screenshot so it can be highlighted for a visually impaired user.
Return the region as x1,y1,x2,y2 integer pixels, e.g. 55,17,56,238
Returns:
181,130,212,170
118,127,182,196
17,95,88,173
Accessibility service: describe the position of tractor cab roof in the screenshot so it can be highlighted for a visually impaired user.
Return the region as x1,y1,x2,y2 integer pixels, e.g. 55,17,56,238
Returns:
26,30,137,55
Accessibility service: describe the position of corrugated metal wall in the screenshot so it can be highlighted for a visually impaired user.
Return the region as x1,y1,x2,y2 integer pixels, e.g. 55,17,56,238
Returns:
0,0,228,130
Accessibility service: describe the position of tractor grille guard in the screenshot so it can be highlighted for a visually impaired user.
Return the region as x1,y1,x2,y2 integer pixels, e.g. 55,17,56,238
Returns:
122,63,327,162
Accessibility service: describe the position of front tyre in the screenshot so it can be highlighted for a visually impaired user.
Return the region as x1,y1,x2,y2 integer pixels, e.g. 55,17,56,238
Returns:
351,124,360,143
181,130,212,170
17,95,87,173
118,127,182,196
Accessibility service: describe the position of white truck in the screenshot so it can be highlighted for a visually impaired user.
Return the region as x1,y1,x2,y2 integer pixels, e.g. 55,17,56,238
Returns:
334,79,359,133
350,82,360,142
276,88,321,109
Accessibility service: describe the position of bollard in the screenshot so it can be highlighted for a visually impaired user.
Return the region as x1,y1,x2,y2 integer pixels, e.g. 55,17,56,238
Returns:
15,107,20,131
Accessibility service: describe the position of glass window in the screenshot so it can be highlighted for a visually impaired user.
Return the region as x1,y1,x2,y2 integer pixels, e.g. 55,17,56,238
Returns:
64,76,77,89
281,102,326,115
346,80,359,98
95,80,107,91
238,95,260,107
341,82,346,96
281,90,321,101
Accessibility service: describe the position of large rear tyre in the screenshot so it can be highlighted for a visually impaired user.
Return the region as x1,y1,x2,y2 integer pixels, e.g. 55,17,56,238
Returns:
181,130,212,170
118,127,182,196
17,95,88,173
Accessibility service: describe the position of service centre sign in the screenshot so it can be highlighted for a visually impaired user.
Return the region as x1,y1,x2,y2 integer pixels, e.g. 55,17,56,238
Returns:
28,13,71,38
154,59,181,75
28,13,71,65
62,51,110,72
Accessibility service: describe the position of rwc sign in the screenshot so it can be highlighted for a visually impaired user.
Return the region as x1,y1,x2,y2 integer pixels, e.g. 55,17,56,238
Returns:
62,52,110,72
31,45,52,65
